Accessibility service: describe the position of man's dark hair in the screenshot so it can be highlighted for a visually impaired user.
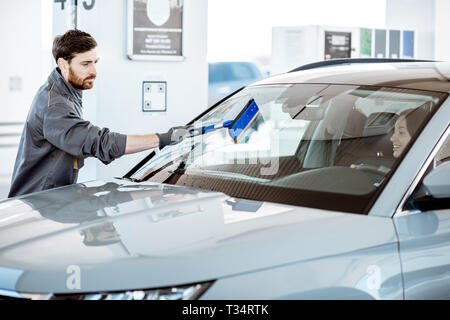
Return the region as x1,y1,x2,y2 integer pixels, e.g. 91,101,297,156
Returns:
52,29,97,63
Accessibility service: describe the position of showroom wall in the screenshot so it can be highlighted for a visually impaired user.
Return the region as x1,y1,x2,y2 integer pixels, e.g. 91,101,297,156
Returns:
0,0,52,180
434,0,450,61
52,0,209,182
386,0,450,62
386,0,435,60
0,0,52,123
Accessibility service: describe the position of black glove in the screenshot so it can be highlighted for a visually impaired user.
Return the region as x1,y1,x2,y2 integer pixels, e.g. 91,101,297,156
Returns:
157,126,190,149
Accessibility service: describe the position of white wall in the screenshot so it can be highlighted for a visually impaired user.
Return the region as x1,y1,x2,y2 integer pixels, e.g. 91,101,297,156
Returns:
386,0,450,62
70,0,209,182
0,0,52,123
434,0,450,61
0,0,53,177
386,0,435,59
209,0,387,64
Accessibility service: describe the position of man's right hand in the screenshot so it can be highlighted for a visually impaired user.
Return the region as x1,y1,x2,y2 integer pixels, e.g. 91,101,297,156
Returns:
157,126,190,149
125,126,190,155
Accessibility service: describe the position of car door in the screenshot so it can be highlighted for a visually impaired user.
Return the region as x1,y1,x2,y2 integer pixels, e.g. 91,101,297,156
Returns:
394,129,450,299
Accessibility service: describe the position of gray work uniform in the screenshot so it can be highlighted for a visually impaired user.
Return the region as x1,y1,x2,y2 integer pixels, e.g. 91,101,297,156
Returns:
8,68,127,198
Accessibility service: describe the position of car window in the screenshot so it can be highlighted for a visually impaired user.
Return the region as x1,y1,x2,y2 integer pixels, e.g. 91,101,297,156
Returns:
209,63,262,83
229,63,258,80
208,64,225,83
129,84,447,214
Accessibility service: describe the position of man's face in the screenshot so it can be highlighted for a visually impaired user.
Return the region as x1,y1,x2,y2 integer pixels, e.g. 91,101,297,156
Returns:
67,49,99,90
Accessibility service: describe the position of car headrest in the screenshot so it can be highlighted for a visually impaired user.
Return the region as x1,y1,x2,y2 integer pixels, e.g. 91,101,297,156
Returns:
343,109,367,138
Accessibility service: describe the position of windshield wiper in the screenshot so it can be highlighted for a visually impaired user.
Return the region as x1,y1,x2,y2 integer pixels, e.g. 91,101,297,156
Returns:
168,160,187,175
179,168,271,183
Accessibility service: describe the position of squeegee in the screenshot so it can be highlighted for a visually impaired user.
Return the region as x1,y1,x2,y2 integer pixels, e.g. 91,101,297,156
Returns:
185,99,261,143
227,99,260,143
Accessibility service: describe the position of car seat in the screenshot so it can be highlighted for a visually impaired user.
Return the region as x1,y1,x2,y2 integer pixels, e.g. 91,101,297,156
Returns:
334,111,398,168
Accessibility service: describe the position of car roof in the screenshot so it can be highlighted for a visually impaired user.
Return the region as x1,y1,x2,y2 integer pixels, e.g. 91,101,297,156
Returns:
209,61,257,65
252,62,450,93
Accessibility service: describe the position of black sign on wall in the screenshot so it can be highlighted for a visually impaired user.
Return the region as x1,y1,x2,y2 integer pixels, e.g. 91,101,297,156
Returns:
127,0,184,61
324,31,352,60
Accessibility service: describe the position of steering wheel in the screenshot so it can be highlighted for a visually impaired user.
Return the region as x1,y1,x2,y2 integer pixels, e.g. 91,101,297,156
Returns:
353,164,390,176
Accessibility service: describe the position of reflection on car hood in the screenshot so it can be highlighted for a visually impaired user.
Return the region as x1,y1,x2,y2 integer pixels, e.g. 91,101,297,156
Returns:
0,179,395,294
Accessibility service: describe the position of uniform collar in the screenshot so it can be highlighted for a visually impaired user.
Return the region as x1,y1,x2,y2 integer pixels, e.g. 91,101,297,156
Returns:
48,67,83,105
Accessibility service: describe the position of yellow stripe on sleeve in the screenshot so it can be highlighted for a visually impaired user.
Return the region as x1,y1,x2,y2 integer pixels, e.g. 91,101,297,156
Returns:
48,82,55,107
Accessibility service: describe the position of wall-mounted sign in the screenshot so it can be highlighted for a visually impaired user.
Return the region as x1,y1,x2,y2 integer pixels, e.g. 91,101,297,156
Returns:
127,0,184,61
375,29,387,58
360,28,372,58
324,31,351,60
54,0,95,11
54,0,96,29
389,30,401,59
402,30,415,59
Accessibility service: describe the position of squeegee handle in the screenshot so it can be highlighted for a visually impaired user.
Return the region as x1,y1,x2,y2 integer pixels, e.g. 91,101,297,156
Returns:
188,120,234,136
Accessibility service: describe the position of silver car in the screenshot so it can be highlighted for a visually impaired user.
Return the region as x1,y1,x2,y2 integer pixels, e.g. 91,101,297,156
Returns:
0,60,449,300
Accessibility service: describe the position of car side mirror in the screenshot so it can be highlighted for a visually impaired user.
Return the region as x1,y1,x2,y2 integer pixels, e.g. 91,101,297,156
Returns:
396,211,439,237
412,162,450,211
423,162,450,198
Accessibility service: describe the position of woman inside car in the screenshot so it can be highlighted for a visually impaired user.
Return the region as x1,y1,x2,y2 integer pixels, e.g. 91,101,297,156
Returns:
390,108,429,158
350,107,428,175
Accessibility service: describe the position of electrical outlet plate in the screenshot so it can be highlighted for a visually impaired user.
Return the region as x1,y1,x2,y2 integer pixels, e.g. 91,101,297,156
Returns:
142,81,167,112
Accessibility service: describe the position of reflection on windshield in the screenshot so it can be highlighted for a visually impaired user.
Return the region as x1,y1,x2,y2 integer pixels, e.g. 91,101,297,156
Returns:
130,84,446,214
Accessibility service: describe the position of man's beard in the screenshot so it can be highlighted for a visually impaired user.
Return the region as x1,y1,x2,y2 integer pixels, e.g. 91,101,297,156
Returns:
68,67,96,90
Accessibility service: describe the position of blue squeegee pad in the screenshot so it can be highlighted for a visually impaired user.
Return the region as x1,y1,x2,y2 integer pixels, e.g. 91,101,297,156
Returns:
229,99,260,143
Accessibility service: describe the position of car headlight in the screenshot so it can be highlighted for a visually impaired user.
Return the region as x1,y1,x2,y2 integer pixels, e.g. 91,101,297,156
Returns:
19,281,213,300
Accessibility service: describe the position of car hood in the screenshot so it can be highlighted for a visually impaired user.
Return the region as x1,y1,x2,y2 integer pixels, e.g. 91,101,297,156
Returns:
0,179,395,295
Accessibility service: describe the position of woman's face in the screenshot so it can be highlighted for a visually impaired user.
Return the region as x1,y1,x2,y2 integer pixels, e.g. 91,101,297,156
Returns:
390,116,412,158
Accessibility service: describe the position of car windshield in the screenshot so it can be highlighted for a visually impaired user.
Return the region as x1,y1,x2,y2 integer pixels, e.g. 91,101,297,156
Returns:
127,84,447,214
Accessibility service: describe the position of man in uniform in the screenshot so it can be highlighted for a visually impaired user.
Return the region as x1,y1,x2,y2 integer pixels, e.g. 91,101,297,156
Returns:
8,29,179,198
